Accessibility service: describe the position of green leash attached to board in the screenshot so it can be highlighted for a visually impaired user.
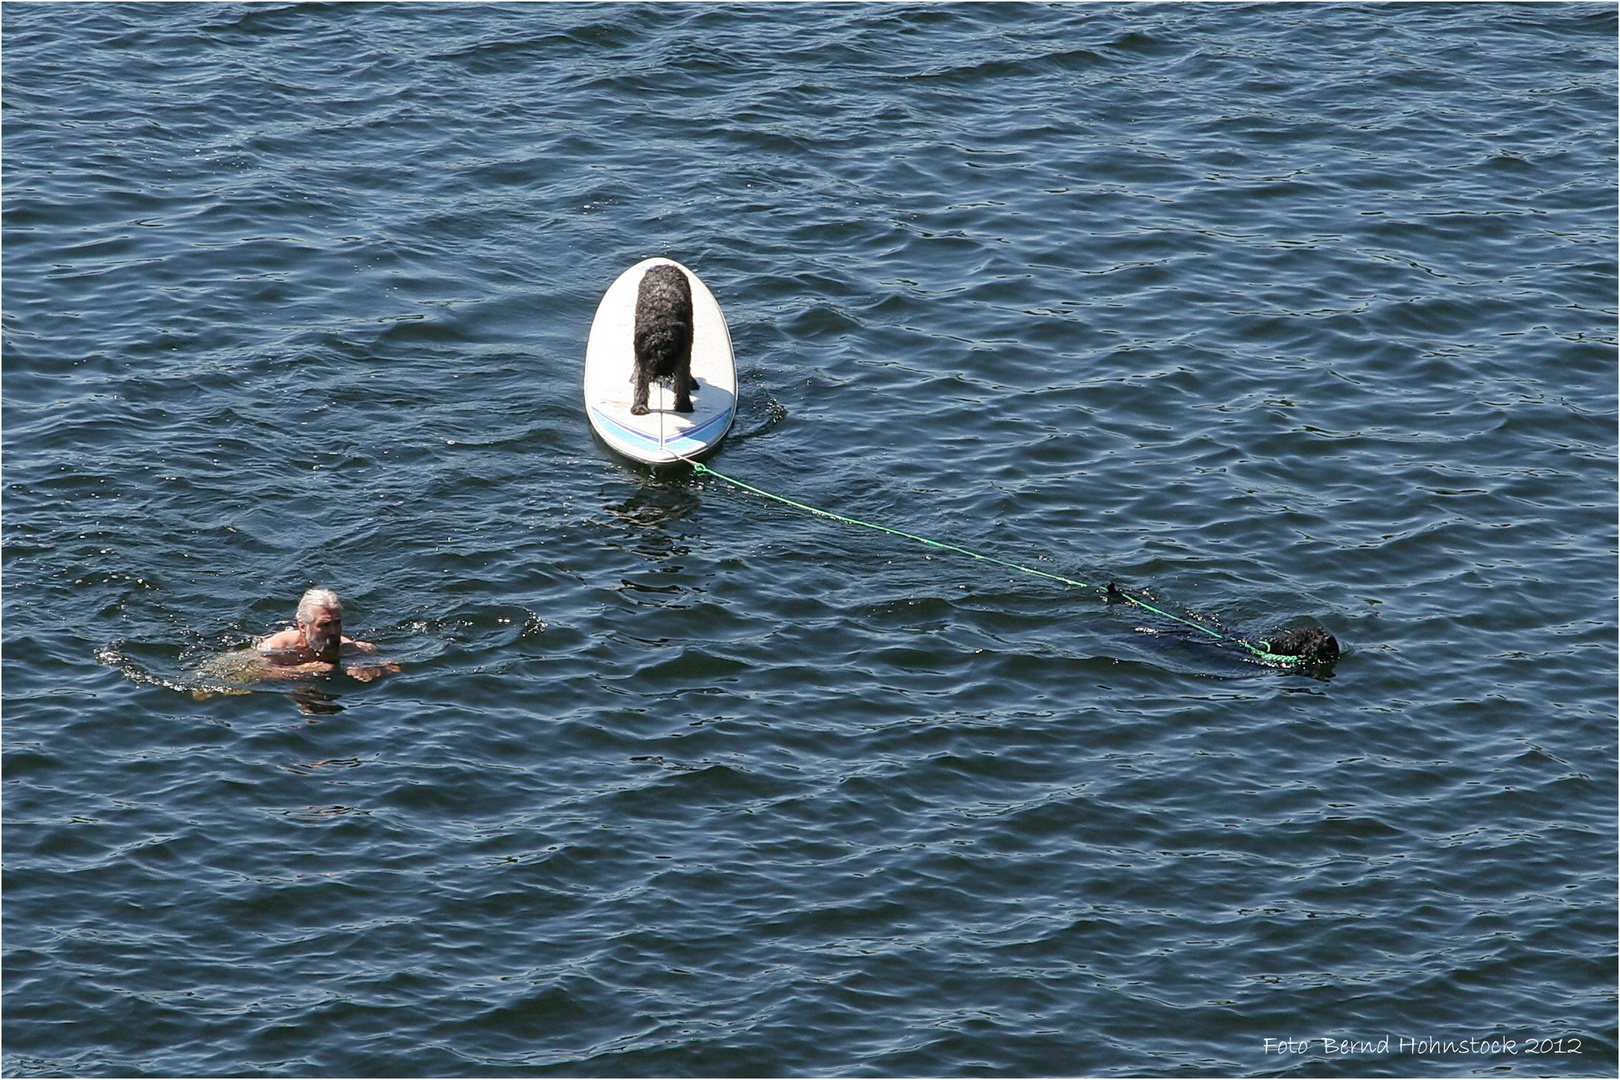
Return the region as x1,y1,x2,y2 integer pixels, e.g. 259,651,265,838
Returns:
689,461,1337,669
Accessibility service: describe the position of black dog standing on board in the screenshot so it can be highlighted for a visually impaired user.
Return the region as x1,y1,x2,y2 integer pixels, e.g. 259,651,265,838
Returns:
630,263,698,415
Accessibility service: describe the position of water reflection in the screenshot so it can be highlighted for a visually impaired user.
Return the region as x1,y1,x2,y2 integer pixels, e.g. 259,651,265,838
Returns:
602,477,702,533
288,685,345,716
601,477,704,610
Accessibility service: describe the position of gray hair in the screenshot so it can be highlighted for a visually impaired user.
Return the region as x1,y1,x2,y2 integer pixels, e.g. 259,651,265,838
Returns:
296,588,343,626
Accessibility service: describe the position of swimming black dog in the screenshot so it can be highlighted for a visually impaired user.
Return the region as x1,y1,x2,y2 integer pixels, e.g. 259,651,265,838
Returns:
1106,582,1339,670
631,263,697,416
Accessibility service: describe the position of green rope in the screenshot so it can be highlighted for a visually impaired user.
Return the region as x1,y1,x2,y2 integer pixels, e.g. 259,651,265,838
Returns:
689,461,1306,667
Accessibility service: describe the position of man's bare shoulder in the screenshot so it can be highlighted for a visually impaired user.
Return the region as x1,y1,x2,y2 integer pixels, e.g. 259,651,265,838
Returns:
259,628,304,652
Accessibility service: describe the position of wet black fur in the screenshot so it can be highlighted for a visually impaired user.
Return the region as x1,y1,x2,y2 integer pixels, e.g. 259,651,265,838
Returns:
1262,626,1340,662
631,264,697,415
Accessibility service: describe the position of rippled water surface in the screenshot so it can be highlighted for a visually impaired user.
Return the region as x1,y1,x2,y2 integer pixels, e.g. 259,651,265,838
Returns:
4,4,1615,1077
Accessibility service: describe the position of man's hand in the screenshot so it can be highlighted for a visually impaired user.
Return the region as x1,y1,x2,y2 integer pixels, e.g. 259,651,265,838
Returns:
346,662,401,683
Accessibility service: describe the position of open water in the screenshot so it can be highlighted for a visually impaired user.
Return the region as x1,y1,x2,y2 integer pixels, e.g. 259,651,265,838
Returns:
4,3,1616,1077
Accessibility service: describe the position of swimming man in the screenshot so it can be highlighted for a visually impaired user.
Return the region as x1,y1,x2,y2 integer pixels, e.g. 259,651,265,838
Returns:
259,588,398,682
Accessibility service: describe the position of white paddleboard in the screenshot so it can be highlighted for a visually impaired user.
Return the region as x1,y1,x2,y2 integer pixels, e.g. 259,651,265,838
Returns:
584,258,736,465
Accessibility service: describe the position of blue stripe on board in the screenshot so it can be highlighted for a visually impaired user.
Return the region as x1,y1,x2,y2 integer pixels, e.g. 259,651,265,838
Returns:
589,403,734,458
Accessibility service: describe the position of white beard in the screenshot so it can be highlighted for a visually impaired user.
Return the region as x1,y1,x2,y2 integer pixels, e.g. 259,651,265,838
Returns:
304,629,340,656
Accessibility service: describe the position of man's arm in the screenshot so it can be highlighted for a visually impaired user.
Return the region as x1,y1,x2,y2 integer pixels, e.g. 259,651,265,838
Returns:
255,659,339,679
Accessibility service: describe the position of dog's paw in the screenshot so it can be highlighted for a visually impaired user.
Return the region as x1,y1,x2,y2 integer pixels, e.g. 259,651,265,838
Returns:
630,403,650,416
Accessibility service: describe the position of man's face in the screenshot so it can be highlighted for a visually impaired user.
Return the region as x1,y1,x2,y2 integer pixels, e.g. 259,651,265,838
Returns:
301,606,342,656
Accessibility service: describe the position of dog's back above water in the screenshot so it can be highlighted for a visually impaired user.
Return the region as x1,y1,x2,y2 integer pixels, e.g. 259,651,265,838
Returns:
631,262,697,415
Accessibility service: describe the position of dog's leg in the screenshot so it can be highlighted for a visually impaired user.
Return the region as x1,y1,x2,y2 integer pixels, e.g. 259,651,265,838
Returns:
672,368,694,413
631,369,651,415
671,327,695,413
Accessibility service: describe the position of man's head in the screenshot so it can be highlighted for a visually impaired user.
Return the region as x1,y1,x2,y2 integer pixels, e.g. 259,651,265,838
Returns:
296,588,343,657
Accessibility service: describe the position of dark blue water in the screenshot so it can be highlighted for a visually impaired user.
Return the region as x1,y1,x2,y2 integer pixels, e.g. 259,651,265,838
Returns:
4,3,1615,1076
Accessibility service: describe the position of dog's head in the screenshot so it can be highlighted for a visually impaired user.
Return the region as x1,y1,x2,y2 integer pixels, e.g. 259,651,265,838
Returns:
1256,626,1340,664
